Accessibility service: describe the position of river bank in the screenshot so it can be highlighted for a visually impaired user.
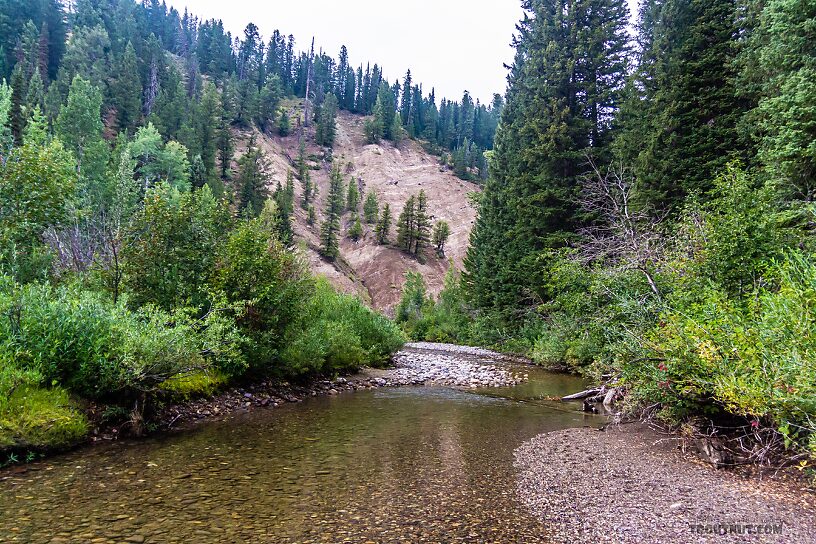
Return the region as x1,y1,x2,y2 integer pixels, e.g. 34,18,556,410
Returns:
64,343,530,451
515,423,816,544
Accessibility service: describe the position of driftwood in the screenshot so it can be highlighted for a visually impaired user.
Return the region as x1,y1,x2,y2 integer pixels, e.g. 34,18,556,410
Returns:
561,388,602,401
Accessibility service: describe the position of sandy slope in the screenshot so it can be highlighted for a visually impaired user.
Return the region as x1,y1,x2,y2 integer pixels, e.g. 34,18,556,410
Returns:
235,102,479,314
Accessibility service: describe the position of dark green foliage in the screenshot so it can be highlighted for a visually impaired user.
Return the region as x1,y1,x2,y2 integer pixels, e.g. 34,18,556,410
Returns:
122,183,229,311
348,216,363,241
634,0,748,209
315,93,338,147
320,163,345,259
396,195,415,253
111,42,142,132
464,0,630,316
346,176,360,212
278,110,291,136
274,171,296,245
375,202,391,244
363,191,378,223
237,135,271,216
432,220,450,256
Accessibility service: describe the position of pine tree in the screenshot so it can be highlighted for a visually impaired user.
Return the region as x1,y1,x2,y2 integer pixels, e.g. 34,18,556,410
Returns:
237,134,271,215
432,220,451,257
396,195,416,253
636,0,746,208
363,191,379,223
375,202,392,244
113,42,143,132
0,80,12,154
348,215,363,241
346,176,360,212
414,189,431,255
278,110,291,136
217,113,233,180
320,163,345,259
307,205,316,226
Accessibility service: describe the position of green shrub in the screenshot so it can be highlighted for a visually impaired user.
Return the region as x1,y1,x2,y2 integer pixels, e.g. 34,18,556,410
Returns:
159,370,229,401
0,281,208,400
280,279,404,375
637,254,816,449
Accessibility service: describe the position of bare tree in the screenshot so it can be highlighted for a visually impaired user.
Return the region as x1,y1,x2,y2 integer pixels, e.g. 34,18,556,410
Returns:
576,157,665,298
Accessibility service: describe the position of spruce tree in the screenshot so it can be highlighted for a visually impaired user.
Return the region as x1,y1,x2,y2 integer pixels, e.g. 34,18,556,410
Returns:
9,65,25,144
25,67,44,114
636,0,746,208
113,42,143,132
278,110,291,136
315,93,338,146
363,191,379,223
413,189,431,255
320,163,345,259
396,195,416,253
346,176,360,212
237,134,271,216
375,202,392,244
274,171,295,245
348,215,363,241
464,0,629,315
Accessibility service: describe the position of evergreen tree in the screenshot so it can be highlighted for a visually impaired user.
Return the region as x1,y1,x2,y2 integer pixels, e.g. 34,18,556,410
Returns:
464,0,629,314
348,215,363,241
414,189,431,255
0,80,13,155
237,134,271,215
9,65,25,144
307,205,316,226
112,41,142,132
320,163,345,259
363,190,379,223
274,171,295,244
739,0,816,199
278,110,291,136
315,93,338,146
636,0,746,208
432,220,451,257
396,195,416,253
55,75,104,176
25,67,44,114
375,202,392,244
346,176,360,212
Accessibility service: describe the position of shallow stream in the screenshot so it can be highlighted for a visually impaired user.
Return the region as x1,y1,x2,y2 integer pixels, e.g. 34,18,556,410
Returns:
0,360,599,543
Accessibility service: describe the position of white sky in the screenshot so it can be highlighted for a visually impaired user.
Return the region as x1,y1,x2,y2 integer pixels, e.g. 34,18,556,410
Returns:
166,0,639,105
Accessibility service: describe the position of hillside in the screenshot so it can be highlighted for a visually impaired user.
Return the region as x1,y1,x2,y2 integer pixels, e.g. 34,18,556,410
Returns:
237,101,480,314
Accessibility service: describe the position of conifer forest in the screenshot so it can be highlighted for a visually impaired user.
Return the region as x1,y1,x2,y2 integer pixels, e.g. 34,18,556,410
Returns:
0,0,815,542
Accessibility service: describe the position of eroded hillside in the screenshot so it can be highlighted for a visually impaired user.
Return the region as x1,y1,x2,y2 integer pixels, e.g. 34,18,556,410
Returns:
236,102,480,314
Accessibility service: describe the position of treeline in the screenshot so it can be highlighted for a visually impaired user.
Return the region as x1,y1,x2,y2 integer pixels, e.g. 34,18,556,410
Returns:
0,0,415,455
0,0,500,186
402,0,816,459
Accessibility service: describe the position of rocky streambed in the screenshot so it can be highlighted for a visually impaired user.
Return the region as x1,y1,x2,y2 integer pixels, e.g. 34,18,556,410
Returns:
151,342,528,433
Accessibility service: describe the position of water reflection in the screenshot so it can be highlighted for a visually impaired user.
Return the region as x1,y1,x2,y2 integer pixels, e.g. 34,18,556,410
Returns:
0,366,600,543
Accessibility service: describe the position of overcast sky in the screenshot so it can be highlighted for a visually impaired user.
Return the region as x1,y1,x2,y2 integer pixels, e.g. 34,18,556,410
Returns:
165,0,639,105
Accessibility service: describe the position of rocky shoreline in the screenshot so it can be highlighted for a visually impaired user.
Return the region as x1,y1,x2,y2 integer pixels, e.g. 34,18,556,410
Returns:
514,424,816,544
88,342,529,442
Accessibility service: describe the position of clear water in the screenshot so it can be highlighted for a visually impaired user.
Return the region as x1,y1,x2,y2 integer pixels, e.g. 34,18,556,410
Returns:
0,364,599,543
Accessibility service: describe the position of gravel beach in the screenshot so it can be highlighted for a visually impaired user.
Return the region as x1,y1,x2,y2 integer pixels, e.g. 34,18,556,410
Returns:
515,424,816,544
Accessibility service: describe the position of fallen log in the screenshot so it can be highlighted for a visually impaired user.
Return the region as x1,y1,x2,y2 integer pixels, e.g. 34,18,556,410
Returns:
561,388,603,401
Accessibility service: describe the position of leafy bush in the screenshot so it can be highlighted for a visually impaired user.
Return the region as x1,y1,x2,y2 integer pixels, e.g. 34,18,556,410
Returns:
280,279,404,375
0,281,207,400
211,216,312,375
638,254,816,448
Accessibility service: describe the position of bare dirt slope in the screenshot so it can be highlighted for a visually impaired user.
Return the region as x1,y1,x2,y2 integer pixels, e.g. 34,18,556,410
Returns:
238,101,479,314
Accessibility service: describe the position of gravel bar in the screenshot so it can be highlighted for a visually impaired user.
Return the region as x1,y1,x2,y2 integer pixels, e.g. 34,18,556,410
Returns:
515,424,816,544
